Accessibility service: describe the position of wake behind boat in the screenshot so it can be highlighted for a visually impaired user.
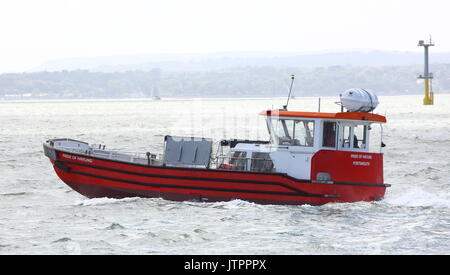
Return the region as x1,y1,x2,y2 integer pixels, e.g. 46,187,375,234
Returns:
43,88,390,205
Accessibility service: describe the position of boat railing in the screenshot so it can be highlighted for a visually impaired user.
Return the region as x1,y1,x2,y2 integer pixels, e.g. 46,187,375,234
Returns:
215,155,275,173
58,145,164,166
91,149,165,166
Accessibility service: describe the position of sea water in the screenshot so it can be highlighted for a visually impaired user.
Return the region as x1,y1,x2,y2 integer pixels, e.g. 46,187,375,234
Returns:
0,94,449,254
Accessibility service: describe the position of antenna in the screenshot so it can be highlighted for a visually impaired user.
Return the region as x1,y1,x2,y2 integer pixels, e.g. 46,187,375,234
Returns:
283,74,295,110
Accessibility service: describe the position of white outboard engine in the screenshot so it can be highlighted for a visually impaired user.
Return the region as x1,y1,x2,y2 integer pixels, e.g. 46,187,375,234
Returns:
340,88,379,112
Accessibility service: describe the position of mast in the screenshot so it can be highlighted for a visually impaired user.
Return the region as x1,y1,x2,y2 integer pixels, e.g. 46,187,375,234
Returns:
283,74,295,110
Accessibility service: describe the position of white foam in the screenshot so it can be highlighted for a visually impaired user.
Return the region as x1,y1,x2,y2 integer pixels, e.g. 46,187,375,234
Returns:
384,187,450,209
183,199,258,209
220,199,258,208
74,197,140,206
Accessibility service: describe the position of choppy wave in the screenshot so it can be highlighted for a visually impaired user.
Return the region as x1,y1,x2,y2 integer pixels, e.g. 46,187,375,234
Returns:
384,187,450,209
104,223,126,230
184,199,260,209
74,197,141,206
0,192,28,197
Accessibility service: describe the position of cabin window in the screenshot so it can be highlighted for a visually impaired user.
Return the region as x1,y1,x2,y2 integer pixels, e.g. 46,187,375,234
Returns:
322,121,336,148
229,151,247,170
342,125,352,148
278,119,294,141
353,125,367,149
294,120,315,146
339,124,368,150
251,152,274,172
271,118,315,146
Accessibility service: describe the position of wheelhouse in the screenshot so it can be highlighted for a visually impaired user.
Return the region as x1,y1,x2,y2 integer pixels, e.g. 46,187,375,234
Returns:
261,110,386,153
218,109,387,180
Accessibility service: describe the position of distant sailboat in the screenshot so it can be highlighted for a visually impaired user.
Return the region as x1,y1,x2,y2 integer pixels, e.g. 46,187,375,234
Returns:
151,84,161,100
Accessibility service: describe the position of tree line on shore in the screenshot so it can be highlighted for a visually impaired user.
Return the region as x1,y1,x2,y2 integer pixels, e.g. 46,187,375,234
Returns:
1,64,449,99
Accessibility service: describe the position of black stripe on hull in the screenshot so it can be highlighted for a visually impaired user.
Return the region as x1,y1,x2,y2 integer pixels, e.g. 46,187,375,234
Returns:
57,163,338,199
58,158,389,189
57,160,335,198
64,180,322,206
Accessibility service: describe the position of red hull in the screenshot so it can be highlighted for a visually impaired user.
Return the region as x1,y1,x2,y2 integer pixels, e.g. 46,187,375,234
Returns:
46,147,389,206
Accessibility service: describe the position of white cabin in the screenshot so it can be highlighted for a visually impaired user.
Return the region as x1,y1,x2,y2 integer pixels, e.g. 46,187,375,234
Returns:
221,110,386,180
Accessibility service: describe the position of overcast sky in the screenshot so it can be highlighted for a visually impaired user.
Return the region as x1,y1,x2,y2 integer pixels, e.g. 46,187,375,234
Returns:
0,0,449,73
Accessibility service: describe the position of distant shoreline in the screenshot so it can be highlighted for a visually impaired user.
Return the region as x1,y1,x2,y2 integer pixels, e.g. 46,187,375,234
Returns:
1,93,449,104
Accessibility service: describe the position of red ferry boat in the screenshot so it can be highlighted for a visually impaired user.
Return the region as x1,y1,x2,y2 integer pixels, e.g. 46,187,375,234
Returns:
43,89,389,205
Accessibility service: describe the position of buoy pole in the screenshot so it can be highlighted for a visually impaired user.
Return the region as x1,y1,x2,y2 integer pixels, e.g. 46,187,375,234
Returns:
418,37,434,105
